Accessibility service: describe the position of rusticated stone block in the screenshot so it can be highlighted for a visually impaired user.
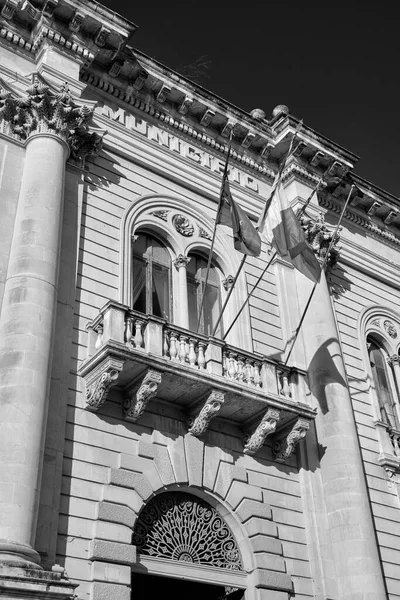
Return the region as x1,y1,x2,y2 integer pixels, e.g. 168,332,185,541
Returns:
253,568,293,592
97,501,136,528
138,441,175,485
236,498,272,523
214,463,247,499
91,582,130,600
89,539,136,565
251,535,283,555
245,517,278,539
184,434,204,487
110,469,153,500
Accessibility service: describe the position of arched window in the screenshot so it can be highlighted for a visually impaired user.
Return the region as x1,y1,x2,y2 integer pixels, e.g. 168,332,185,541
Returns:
187,253,222,336
367,335,399,428
132,233,171,320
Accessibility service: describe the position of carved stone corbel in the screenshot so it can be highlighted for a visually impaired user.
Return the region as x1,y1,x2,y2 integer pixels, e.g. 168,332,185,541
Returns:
84,358,125,412
261,142,274,158
272,417,310,462
69,10,85,32
367,201,381,217
123,369,162,422
200,109,215,127
243,407,281,455
179,96,193,115
156,85,171,103
241,132,255,148
310,150,325,167
1,0,19,19
187,390,224,437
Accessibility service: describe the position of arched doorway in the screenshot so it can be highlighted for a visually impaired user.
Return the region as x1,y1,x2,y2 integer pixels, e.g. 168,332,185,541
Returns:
131,491,246,599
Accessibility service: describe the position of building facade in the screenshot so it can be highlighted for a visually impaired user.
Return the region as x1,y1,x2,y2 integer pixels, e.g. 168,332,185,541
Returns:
0,1,400,599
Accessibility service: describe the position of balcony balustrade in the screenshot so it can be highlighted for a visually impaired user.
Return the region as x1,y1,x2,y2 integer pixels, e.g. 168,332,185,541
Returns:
78,301,317,459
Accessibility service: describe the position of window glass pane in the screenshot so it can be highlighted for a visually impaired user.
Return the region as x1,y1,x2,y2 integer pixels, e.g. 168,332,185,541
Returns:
204,284,221,336
152,239,170,265
187,279,198,332
132,257,146,314
132,234,147,257
369,340,397,427
152,264,170,320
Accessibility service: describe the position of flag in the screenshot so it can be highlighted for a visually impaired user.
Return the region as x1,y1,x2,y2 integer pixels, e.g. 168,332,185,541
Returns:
218,176,262,257
259,184,321,282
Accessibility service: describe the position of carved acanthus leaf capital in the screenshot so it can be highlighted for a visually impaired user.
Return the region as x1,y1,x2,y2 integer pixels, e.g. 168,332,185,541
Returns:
188,390,225,437
0,76,104,162
85,358,124,412
243,407,281,455
387,355,400,367
272,417,310,462
124,369,162,422
174,254,190,269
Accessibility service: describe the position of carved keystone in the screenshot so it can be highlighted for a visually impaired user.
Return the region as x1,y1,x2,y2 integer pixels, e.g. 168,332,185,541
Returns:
272,417,310,462
123,369,162,422
188,390,224,437
243,407,281,455
85,358,124,412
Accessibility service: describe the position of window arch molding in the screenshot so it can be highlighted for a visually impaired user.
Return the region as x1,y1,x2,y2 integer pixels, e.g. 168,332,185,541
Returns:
120,194,253,350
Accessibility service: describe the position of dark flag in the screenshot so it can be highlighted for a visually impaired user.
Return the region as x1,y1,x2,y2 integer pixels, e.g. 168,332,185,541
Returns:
218,176,262,257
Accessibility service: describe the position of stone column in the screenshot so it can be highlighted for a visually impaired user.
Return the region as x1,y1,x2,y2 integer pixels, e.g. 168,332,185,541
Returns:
174,254,190,329
0,79,101,568
297,270,387,599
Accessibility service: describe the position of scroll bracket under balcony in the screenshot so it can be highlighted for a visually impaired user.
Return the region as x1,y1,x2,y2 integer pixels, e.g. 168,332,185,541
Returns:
272,417,310,462
84,357,125,412
243,407,281,455
187,390,225,437
123,369,163,422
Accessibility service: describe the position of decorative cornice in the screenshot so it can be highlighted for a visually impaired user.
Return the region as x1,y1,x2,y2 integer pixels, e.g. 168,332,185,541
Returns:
124,369,162,422
282,162,322,185
187,390,225,437
0,75,104,161
81,69,276,179
319,194,400,249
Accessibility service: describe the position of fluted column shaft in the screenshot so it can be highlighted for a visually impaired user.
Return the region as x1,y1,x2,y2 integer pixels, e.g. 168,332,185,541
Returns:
0,133,69,567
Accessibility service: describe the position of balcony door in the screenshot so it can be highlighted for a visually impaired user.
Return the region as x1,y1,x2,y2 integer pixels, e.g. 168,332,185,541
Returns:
187,253,222,336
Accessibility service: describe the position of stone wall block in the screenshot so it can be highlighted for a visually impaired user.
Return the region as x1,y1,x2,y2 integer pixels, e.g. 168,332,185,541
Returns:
236,499,273,524
97,502,136,529
251,568,293,592
214,463,247,499
102,485,144,514
225,481,262,510
250,535,283,556
245,517,278,539
119,454,163,492
255,589,289,600
91,561,131,585
109,469,153,500
138,441,175,485
252,551,287,572
91,582,131,600
183,434,204,487
89,539,136,566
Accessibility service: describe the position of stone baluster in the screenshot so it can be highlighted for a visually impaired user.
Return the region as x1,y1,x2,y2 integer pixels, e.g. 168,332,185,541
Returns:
227,353,237,379
253,362,261,387
391,431,400,457
279,371,292,398
179,335,188,363
124,316,133,345
133,318,144,349
169,331,178,361
197,342,206,369
188,338,197,367
222,351,228,377
94,324,104,349
236,355,245,381
245,359,254,386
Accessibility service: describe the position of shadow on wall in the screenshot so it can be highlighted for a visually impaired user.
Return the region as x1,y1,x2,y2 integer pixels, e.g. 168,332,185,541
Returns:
307,338,348,415
327,264,352,299
84,148,123,191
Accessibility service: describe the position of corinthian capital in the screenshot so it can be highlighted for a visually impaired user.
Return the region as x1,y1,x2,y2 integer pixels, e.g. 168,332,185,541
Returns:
0,75,104,161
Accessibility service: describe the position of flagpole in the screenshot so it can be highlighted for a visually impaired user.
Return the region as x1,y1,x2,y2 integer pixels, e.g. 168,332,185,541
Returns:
284,184,355,366
211,122,304,338
196,133,233,333
221,173,325,341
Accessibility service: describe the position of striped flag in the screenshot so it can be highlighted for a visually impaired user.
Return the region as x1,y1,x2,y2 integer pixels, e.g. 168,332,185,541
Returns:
218,176,262,257
259,184,321,282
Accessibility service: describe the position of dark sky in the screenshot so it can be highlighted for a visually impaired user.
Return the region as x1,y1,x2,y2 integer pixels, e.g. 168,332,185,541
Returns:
100,0,399,197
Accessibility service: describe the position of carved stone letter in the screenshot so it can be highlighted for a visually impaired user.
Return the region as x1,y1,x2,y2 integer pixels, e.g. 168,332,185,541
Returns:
272,417,310,462
244,407,281,455
85,359,124,412
124,369,162,422
188,390,224,437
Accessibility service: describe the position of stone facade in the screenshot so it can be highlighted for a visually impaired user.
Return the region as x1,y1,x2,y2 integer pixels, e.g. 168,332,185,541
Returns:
0,1,400,600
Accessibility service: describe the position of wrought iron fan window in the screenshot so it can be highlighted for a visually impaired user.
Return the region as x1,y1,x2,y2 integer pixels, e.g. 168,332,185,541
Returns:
132,233,171,320
132,491,242,570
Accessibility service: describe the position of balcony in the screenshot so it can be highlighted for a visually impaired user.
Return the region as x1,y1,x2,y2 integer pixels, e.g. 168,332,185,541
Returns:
78,301,317,460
